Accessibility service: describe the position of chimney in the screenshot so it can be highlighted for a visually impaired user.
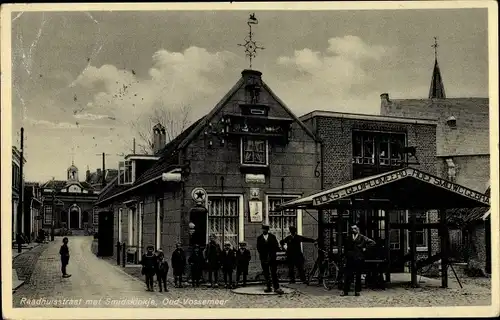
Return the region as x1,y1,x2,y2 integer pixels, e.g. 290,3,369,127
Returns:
380,93,391,114
97,168,102,182
241,69,263,104
152,123,166,155
86,167,91,182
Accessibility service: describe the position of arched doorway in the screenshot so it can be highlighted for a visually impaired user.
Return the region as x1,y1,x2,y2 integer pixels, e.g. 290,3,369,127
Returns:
69,206,81,229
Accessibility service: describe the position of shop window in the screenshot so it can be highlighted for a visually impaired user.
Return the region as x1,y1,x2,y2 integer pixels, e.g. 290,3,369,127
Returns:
389,210,405,249
267,196,300,243
44,206,53,224
415,211,428,248
208,196,241,249
241,138,268,166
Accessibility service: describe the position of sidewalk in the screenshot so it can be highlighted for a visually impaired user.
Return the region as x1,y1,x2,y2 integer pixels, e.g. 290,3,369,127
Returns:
12,242,48,292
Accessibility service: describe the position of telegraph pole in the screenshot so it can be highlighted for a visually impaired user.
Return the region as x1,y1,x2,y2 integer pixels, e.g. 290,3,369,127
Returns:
17,128,24,243
51,177,56,241
102,152,106,189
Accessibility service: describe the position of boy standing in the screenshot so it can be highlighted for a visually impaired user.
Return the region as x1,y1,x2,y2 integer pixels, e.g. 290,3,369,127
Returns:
171,242,186,288
236,241,251,287
59,237,71,278
141,245,158,291
156,250,169,292
220,242,236,289
188,244,205,287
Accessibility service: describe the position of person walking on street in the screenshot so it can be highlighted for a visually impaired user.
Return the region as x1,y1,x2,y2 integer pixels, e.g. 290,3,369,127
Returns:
188,244,205,287
205,234,222,288
220,242,236,289
171,242,186,288
257,224,284,294
156,250,169,292
341,224,375,296
236,241,251,287
59,237,71,278
141,245,158,291
280,226,316,283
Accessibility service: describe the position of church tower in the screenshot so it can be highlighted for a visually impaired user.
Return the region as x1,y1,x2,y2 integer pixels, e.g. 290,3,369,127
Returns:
429,37,446,99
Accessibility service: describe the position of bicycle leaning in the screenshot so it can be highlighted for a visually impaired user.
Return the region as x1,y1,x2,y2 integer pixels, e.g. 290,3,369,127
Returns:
307,245,344,291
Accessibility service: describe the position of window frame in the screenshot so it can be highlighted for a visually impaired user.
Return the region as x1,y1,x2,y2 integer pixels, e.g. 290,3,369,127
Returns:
415,210,428,250
118,160,134,185
352,131,407,166
44,206,53,225
206,194,245,247
240,137,269,167
265,194,303,243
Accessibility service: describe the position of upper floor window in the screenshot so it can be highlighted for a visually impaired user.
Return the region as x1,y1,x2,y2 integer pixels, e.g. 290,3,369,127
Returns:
44,206,53,224
241,138,268,166
12,163,20,190
353,131,405,166
118,161,133,185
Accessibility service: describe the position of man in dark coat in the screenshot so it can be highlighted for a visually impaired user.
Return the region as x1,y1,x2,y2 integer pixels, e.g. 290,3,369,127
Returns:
236,241,251,287
257,224,284,294
280,226,316,283
171,242,186,288
341,224,375,296
205,234,222,288
220,242,237,289
140,245,158,291
156,250,169,292
59,237,71,278
188,244,205,287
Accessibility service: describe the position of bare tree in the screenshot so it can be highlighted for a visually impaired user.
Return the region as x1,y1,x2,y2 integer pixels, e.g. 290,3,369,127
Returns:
131,105,192,154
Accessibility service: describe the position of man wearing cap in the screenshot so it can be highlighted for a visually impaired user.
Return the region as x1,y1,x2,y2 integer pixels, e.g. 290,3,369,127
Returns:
257,224,284,294
280,226,317,284
140,245,158,291
236,241,251,287
341,224,375,296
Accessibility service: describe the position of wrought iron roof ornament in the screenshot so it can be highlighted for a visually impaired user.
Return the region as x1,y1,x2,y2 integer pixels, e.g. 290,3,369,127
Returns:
238,13,265,69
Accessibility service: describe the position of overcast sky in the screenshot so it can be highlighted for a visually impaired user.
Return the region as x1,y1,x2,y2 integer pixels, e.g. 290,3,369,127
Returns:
9,8,489,182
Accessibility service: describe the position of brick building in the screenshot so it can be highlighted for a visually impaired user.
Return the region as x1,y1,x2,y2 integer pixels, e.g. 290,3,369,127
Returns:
12,146,28,239
40,164,99,233
379,49,491,273
300,111,441,272
380,51,489,193
95,69,321,275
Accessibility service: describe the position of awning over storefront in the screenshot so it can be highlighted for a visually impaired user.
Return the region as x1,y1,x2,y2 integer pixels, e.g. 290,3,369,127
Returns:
279,167,490,210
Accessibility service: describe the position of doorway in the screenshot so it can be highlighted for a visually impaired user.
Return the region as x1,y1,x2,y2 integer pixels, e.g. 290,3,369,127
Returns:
69,207,80,229
190,207,208,247
388,210,406,272
98,211,114,256
485,218,491,274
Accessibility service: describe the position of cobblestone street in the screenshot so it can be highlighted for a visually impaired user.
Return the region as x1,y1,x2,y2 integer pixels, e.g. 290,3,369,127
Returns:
12,236,492,309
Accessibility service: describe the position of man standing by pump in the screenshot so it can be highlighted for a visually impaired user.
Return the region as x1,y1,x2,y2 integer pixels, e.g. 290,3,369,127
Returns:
257,224,284,294
280,226,317,284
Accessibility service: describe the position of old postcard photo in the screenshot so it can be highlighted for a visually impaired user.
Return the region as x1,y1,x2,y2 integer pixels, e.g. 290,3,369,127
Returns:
1,1,498,319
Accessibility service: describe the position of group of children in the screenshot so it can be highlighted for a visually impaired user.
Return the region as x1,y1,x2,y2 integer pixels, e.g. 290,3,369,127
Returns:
139,238,252,292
